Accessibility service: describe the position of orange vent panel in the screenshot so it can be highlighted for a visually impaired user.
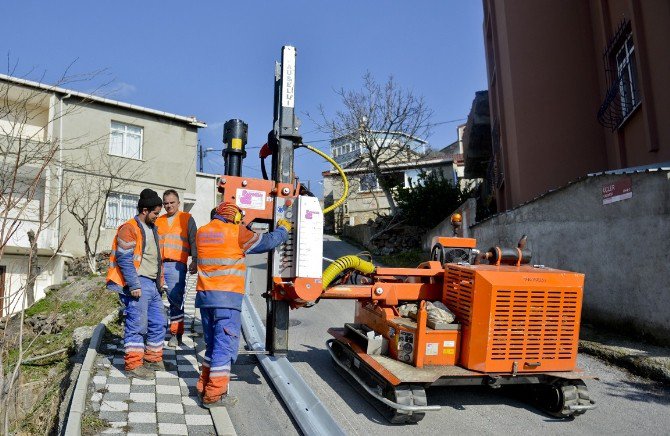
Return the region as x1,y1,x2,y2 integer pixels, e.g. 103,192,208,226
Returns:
443,267,474,326
443,264,584,374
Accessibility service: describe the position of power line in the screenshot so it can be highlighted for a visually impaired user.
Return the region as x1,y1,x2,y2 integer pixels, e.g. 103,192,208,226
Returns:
428,118,467,126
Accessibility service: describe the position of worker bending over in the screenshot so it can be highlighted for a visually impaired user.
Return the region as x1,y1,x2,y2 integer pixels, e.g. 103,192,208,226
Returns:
196,202,292,408
106,189,166,380
156,189,197,348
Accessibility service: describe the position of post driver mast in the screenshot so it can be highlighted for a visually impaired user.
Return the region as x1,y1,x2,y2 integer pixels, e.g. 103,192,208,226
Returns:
217,46,329,355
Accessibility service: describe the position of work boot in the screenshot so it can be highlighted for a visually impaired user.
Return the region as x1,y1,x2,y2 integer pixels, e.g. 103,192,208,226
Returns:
202,394,238,409
126,365,155,380
144,360,165,371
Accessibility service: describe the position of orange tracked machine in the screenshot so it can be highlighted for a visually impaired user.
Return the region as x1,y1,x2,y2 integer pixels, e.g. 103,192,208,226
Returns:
215,45,595,424
316,219,594,423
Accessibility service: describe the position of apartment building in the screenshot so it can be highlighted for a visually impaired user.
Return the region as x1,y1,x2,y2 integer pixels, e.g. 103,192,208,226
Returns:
322,132,459,232
0,74,205,315
478,0,670,211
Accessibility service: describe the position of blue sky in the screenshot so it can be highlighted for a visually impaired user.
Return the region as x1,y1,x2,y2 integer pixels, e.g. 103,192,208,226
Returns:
1,1,487,197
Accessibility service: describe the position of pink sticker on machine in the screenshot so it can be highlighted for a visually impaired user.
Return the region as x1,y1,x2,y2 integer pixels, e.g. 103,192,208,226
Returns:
236,188,266,210
304,210,321,219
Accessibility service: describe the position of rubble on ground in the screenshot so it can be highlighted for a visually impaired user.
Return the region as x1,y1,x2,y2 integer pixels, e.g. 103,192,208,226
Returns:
64,251,111,277
365,216,424,255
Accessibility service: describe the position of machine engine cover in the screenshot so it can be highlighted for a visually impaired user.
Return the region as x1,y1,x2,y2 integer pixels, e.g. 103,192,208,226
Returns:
443,264,585,373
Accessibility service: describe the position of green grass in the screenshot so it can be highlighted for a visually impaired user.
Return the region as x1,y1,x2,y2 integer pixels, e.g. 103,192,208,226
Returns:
81,412,110,435
3,278,121,434
24,294,57,317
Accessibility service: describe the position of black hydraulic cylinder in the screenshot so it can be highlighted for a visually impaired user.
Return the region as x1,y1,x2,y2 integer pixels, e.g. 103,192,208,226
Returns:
222,119,248,177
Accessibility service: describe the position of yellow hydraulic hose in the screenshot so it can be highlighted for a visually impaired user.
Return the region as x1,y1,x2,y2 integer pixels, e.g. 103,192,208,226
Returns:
301,144,349,215
322,255,375,289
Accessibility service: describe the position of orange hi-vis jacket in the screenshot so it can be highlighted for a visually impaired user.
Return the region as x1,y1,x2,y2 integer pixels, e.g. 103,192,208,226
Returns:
106,218,144,288
195,220,246,294
156,211,192,263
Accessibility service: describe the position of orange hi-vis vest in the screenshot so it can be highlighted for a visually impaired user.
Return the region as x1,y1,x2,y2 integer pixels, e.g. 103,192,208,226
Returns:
195,220,246,294
156,211,192,263
106,218,143,287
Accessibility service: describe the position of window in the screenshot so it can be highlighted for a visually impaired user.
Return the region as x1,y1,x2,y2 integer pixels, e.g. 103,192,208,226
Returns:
597,21,642,130
109,121,143,159
358,173,379,192
615,33,639,118
105,192,140,228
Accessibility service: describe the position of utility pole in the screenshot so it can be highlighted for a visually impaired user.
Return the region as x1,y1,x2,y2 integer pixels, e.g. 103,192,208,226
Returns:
198,141,219,173
198,140,204,172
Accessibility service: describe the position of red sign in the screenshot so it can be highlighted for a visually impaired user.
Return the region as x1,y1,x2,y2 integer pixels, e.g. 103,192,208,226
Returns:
602,177,632,205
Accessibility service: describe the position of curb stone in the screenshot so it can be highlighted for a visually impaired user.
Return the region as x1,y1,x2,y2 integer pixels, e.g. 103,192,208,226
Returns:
63,311,118,436
579,339,670,384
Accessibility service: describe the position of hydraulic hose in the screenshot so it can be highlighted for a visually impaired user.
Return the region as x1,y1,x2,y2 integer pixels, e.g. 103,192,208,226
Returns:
322,255,375,289
300,144,349,215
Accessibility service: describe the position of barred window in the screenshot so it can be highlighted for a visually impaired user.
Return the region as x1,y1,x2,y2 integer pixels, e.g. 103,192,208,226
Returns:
615,33,639,118
597,21,642,130
105,192,139,228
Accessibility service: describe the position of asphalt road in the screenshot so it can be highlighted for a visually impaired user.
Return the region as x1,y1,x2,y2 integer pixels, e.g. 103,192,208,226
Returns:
228,235,670,435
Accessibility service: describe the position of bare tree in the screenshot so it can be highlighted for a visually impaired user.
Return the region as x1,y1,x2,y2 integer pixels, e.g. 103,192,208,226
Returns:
311,73,433,214
64,144,142,273
0,69,73,432
0,62,109,431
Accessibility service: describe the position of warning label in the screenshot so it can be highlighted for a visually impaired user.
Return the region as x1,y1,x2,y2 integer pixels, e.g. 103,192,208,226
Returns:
426,343,438,356
236,189,266,210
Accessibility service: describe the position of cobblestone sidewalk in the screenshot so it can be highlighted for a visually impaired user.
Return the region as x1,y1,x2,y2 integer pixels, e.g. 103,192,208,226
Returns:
86,276,216,435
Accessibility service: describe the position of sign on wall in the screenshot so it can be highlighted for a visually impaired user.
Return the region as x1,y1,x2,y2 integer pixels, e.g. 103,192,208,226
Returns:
602,177,632,205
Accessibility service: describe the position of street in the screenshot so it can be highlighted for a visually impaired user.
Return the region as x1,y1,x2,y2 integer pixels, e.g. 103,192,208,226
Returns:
225,235,670,435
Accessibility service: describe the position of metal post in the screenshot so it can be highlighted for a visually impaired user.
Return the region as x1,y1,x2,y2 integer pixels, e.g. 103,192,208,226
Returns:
222,119,248,177
198,140,204,172
266,46,300,355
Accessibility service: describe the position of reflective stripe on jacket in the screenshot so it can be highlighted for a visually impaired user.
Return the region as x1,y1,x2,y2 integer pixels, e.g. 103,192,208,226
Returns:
106,218,144,289
195,220,245,294
106,216,163,292
156,211,192,263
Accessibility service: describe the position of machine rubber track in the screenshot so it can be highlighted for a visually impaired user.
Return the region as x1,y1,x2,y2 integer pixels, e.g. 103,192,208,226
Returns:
384,384,427,424
534,379,594,418
330,339,428,424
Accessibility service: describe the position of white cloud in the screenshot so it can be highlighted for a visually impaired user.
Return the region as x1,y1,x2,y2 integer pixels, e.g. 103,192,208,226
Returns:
110,81,137,98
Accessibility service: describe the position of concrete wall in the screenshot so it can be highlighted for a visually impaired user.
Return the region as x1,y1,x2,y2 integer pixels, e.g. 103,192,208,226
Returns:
341,224,372,248
190,173,219,228
467,170,670,344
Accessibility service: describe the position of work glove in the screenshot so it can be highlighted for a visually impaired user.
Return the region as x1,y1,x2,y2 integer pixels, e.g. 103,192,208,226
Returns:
277,218,292,233
188,260,197,275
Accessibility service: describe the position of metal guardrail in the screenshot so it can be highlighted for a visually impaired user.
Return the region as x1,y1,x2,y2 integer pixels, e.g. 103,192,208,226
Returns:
240,280,346,436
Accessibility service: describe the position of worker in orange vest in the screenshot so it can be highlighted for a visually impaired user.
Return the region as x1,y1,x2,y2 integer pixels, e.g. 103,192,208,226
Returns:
106,189,165,380
156,189,197,348
196,202,292,408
